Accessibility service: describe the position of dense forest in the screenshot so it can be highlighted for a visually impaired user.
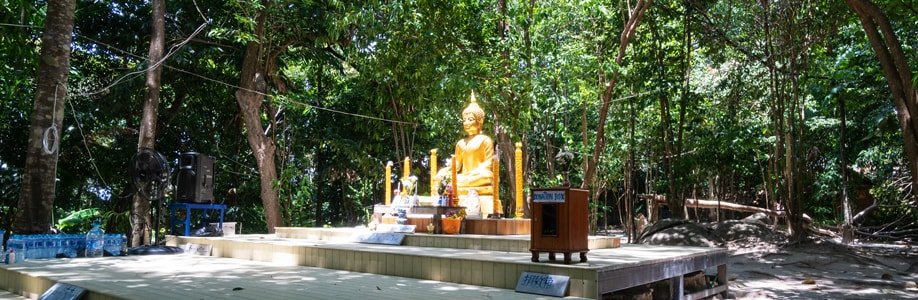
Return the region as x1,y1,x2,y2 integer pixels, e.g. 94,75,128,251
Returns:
0,0,915,245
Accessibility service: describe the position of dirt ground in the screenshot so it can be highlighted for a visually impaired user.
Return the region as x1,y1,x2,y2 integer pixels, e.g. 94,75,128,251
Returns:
628,217,918,299
727,237,918,299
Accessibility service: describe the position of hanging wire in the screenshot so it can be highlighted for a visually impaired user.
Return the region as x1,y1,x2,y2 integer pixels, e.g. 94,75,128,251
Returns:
68,97,111,189
74,20,209,98
41,82,62,155
76,32,419,126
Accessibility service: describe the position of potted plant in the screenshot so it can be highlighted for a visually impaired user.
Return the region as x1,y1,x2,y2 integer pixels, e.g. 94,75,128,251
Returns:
441,209,465,234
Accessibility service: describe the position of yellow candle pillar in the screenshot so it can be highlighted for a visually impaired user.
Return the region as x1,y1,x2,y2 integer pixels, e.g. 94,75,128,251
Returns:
385,161,393,205
492,154,501,215
430,149,438,197
515,142,523,218
403,157,410,178
450,155,458,206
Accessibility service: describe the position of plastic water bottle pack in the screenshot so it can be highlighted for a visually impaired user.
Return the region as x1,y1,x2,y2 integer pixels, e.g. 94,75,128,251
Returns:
85,220,105,258
4,231,126,260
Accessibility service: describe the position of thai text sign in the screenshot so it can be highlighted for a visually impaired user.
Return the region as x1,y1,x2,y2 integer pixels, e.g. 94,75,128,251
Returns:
532,190,566,203
353,232,406,245
515,271,569,297
39,282,87,300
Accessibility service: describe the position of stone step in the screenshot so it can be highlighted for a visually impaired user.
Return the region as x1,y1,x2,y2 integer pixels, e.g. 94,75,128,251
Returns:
274,227,621,253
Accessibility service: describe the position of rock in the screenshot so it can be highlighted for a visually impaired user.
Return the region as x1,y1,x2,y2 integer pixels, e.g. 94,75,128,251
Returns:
904,281,917,289
641,222,718,247
605,284,653,300
684,271,709,293
637,219,689,242
881,272,893,280
741,212,770,225
712,220,769,242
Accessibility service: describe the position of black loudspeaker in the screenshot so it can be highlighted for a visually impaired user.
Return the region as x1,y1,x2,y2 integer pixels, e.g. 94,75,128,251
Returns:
176,152,214,203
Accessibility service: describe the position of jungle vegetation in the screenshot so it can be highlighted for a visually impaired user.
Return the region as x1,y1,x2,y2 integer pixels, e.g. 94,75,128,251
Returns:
0,0,915,245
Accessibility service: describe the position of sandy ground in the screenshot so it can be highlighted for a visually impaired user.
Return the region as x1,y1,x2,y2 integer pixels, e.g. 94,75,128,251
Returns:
726,237,918,299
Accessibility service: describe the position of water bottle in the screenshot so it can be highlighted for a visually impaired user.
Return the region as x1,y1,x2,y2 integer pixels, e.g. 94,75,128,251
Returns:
7,236,24,262
85,220,105,258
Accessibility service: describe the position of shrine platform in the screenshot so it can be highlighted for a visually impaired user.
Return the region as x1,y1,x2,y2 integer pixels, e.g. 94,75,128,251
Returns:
372,205,531,235
0,228,727,299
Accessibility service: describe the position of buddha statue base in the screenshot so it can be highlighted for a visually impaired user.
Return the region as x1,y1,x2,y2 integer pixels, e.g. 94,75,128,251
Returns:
459,194,503,218
457,186,493,196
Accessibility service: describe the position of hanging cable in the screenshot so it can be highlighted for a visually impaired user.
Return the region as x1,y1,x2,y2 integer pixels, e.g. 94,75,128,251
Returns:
68,96,111,189
76,34,419,126
41,82,62,155
75,21,209,98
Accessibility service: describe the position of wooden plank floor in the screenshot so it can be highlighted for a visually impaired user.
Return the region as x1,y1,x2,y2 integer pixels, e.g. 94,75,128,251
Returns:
0,255,580,300
170,231,724,298
1,229,724,299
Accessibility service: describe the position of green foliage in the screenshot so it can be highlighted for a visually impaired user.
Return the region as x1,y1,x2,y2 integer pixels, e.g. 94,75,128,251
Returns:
56,208,101,233
2,0,916,236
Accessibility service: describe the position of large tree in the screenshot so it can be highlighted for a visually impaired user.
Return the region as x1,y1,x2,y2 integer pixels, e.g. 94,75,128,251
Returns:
235,1,284,233
14,0,77,234
581,1,652,189
130,0,166,247
846,0,918,200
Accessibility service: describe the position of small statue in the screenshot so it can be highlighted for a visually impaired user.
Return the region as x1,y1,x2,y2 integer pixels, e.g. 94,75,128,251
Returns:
555,147,574,187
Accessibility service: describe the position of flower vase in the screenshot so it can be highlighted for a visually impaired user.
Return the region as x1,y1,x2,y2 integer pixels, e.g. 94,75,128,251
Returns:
441,218,462,234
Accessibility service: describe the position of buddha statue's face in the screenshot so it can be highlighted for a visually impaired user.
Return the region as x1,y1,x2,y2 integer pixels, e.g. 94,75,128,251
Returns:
462,112,481,136
461,93,485,137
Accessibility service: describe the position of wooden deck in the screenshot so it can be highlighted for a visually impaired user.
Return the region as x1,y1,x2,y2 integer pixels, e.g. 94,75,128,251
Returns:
0,254,556,300
1,228,726,299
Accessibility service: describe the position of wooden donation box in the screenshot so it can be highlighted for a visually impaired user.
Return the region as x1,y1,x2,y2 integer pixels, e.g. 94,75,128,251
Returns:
530,188,589,264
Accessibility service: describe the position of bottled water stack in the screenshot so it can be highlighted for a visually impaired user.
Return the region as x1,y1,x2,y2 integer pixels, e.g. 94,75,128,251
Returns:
85,220,105,258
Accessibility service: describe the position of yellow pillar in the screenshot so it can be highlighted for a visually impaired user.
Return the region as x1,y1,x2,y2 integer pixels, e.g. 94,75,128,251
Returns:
492,154,501,215
430,149,438,197
403,157,410,178
385,161,393,205
515,142,523,219
451,155,458,206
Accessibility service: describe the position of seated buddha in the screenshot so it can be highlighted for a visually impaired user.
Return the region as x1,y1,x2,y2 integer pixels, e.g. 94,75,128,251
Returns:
438,92,502,216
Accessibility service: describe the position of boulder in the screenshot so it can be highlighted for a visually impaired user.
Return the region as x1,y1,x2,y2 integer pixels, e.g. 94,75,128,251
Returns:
712,220,769,242
641,222,719,247
741,212,770,225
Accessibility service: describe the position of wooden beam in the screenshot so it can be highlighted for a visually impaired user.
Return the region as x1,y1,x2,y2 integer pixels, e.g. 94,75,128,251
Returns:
642,194,784,217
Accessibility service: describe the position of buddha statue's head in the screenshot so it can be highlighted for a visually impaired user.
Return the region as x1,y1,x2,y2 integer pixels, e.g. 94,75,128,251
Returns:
462,91,485,136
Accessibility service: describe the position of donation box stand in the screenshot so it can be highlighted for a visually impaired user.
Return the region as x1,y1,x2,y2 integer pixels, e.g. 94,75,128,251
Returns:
529,188,589,264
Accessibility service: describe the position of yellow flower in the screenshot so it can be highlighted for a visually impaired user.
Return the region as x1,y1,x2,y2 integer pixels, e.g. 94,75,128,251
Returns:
445,209,466,220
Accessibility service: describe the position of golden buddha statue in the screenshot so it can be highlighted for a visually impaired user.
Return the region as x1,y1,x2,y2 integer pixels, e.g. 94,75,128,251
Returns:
437,92,502,216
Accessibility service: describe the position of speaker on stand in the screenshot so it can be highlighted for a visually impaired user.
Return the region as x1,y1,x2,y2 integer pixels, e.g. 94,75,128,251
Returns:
175,152,214,203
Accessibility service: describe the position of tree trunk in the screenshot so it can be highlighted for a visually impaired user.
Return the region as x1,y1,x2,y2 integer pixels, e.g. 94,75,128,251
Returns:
675,2,692,218
131,0,165,247
626,90,638,242
495,0,526,217
846,0,918,199
839,91,854,242
581,0,652,189
14,0,76,234
235,4,284,233
651,17,681,219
